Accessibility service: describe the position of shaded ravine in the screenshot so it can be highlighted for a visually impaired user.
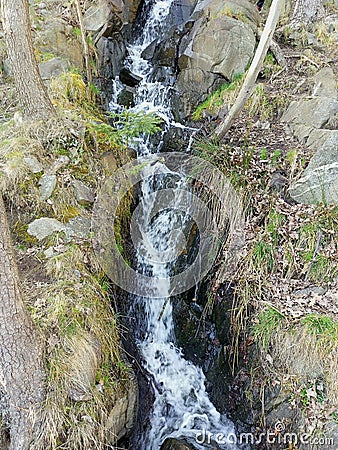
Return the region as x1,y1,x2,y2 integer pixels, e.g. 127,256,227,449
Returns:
109,0,245,448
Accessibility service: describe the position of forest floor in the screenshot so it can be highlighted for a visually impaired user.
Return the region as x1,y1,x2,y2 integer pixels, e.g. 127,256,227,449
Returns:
191,19,338,446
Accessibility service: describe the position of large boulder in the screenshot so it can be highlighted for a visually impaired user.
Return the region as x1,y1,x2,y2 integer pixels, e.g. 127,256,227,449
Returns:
171,0,258,119
282,67,338,205
83,0,127,40
34,18,84,69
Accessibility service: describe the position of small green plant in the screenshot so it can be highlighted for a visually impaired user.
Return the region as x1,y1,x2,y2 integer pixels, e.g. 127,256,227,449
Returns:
253,306,286,348
260,148,268,160
88,110,162,148
272,149,282,164
252,240,274,272
303,314,338,341
265,209,285,244
72,27,82,37
192,74,243,120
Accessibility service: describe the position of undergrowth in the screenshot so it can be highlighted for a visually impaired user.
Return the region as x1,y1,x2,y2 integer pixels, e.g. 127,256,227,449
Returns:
0,70,161,449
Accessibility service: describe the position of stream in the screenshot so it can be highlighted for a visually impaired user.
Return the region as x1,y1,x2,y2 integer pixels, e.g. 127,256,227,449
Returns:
109,0,245,448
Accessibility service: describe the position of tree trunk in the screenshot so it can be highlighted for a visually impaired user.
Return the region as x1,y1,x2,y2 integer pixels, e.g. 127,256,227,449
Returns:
0,195,45,450
0,0,56,119
214,0,285,140
290,0,324,28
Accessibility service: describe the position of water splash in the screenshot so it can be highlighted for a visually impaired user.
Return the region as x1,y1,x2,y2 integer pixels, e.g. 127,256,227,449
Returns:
109,0,243,448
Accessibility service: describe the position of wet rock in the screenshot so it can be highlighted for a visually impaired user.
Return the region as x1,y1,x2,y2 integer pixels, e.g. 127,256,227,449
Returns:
24,156,43,174
96,34,126,80
117,87,135,107
27,217,65,240
72,179,95,205
67,333,102,401
161,438,197,450
106,369,138,442
141,40,157,60
119,67,142,87
39,57,69,80
39,174,57,201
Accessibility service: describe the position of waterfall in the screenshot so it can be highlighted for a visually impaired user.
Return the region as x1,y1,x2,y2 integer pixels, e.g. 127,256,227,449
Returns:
107,0,245,448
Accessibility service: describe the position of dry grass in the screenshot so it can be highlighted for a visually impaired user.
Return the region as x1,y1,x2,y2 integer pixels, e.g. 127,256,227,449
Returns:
26,244,130,450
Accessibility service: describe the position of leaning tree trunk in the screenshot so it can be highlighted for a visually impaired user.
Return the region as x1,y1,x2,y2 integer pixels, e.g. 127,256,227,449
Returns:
290,0,325,28
0,0,55,119
214,0,285,140
0,195,45,450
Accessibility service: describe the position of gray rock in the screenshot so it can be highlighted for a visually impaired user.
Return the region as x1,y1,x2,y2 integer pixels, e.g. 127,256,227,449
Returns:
83,0,127,38
24,156,43,174
83,0,113,33
289,162,338,205
35,18,83,70
294,286,327,297
72,180,95,205
3,58,12,76
106,369,138,442
306,130,338,171
44,246,56,258
281,97,338,133
64,216,91,241
28,218,65,240
172,0,257,119
39,57,69,80
39,174,57,201
289,129,338,205
313,67,337,99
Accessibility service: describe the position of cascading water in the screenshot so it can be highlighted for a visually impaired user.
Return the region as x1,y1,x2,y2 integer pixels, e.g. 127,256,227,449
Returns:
109,1,245,448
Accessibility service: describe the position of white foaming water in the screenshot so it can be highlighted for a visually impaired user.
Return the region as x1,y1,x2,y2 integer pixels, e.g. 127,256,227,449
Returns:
110,0,243,448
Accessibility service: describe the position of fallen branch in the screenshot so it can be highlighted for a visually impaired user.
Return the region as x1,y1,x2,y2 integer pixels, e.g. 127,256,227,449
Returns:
257,29,287,67
213,0,285,140
285,53,320,68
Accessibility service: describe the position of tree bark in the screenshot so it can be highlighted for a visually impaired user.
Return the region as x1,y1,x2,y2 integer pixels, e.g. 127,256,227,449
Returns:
214,0,285,140
290,0,324,28
0,195,45,450
0,0,56,119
